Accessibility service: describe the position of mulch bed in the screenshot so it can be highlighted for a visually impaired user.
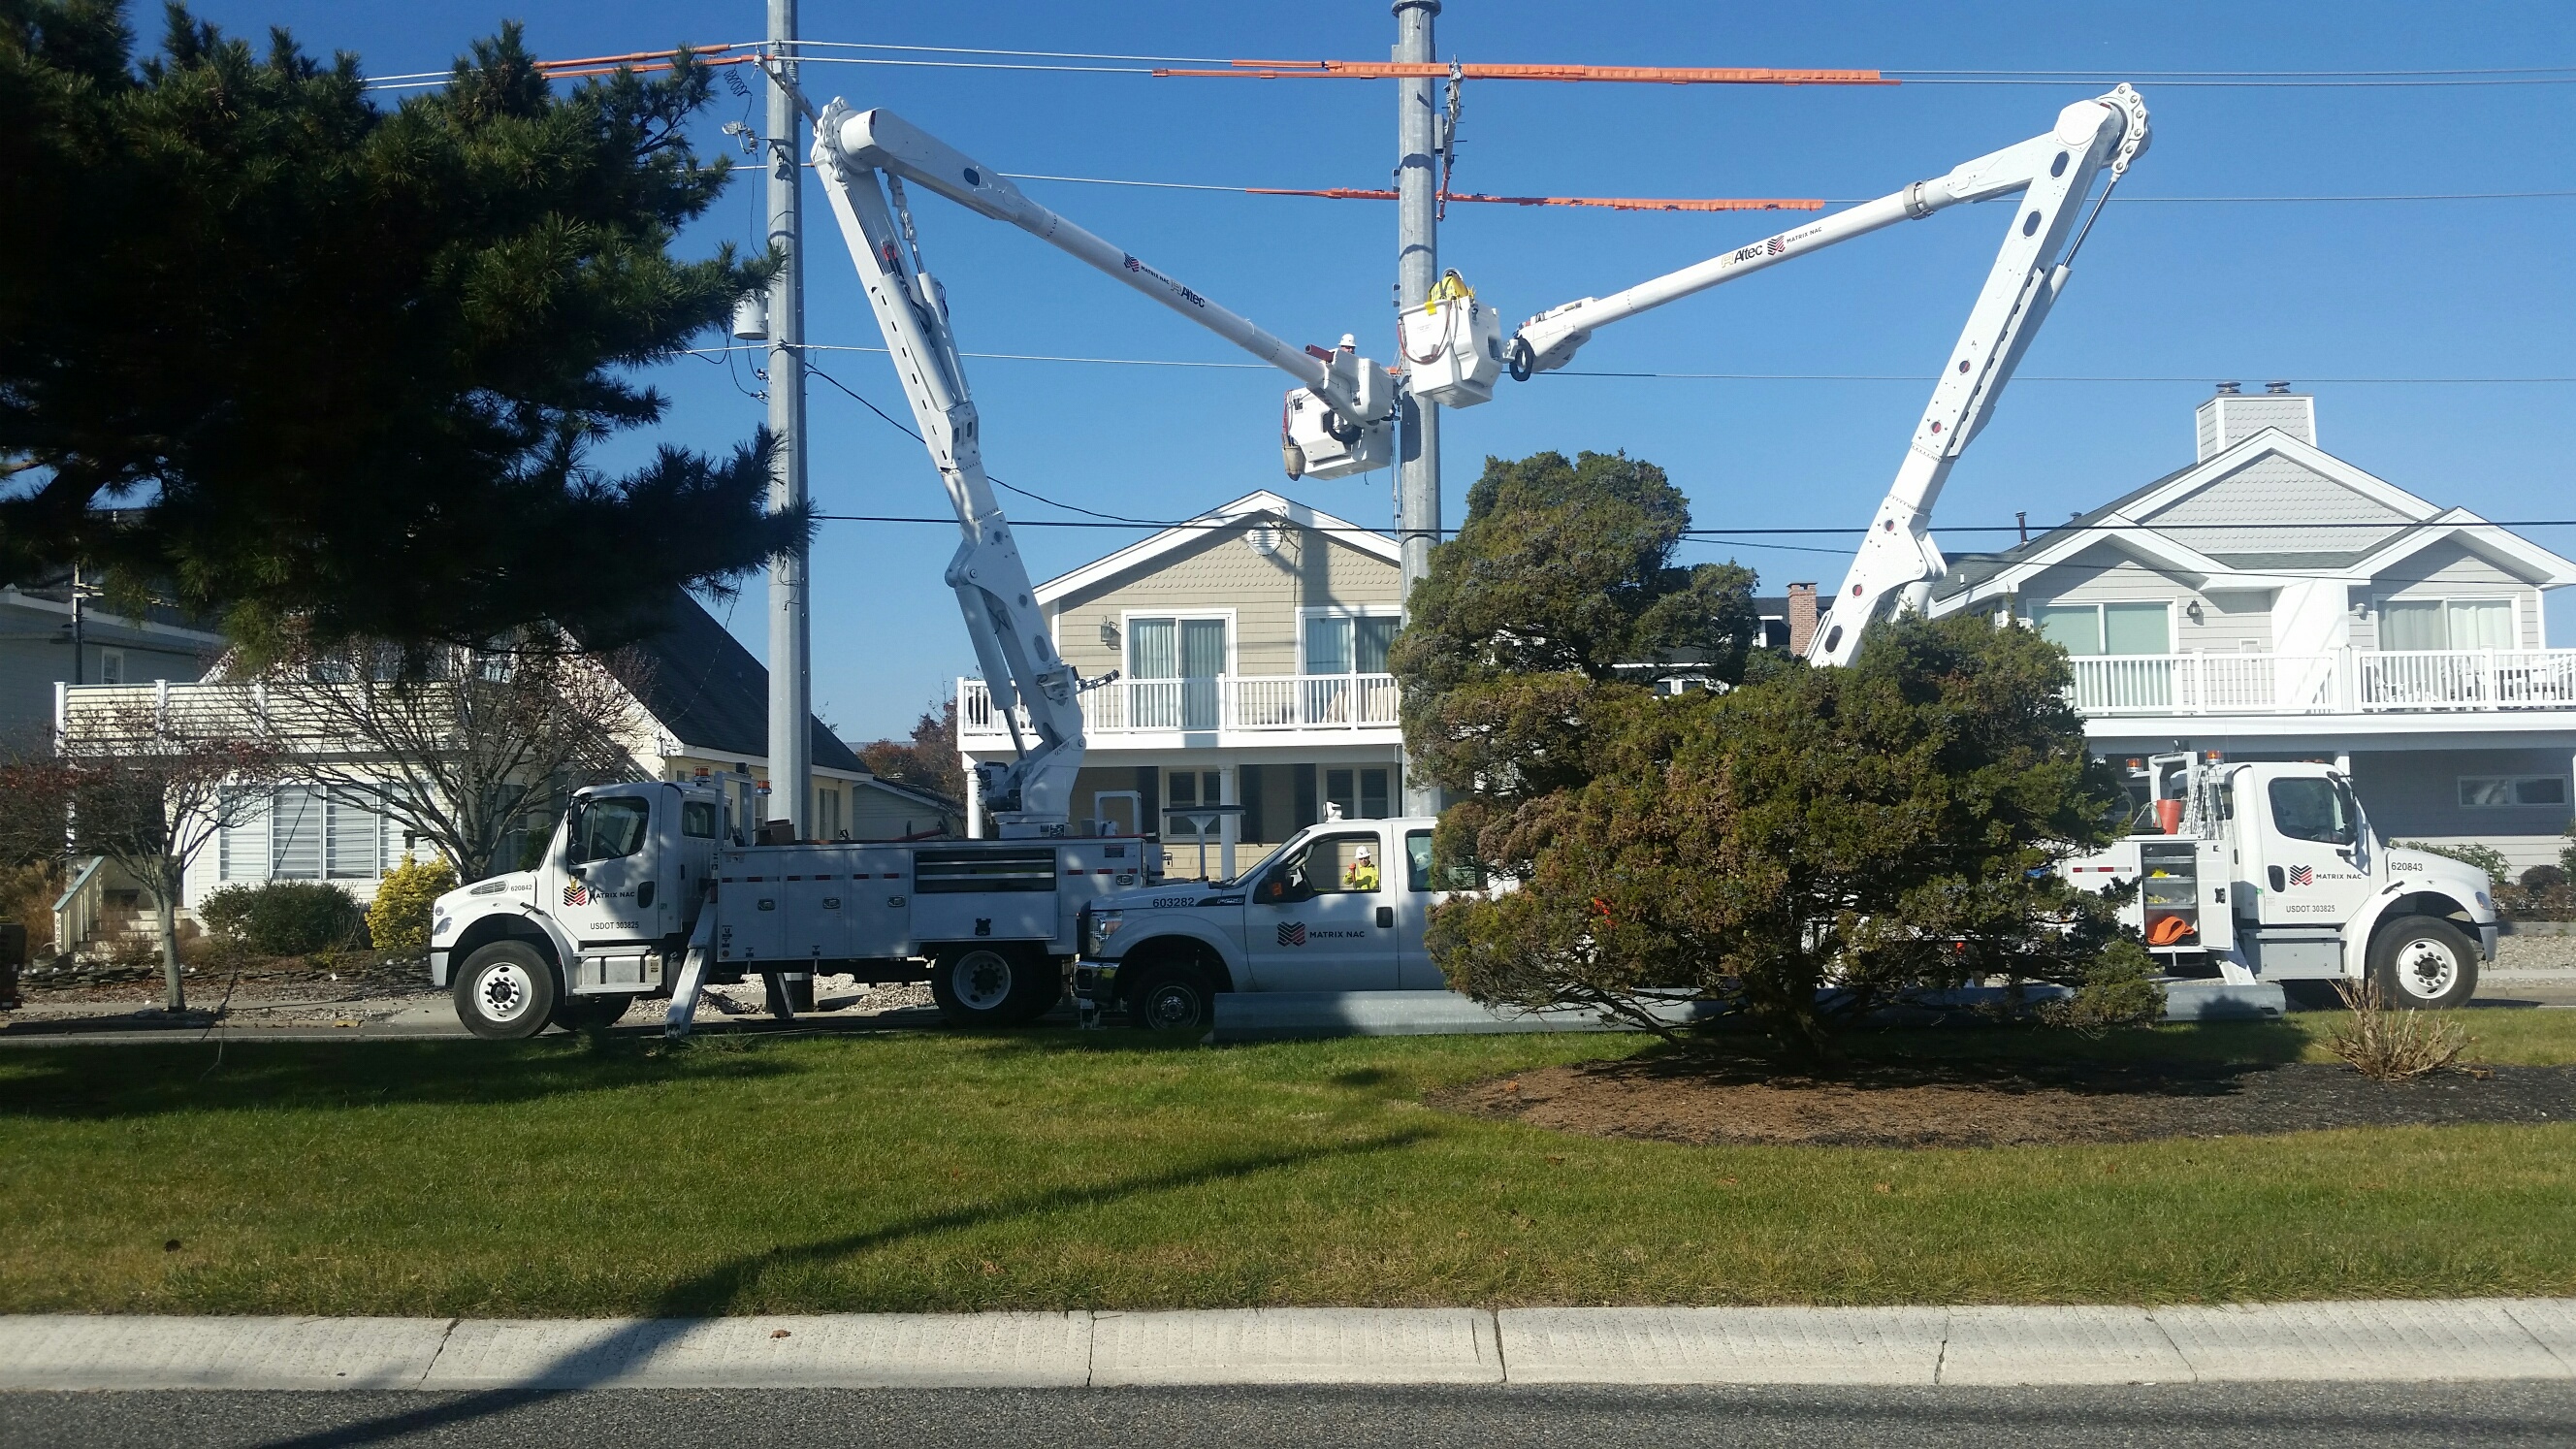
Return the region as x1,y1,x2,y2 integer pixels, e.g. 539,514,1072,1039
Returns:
1431,1053,2576,1148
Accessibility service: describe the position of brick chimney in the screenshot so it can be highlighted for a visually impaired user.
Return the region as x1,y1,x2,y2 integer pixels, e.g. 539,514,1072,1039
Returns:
1786,583,1819,656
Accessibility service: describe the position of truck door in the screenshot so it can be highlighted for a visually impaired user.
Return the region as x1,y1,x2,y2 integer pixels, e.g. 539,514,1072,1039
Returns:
1244,827,1400,989
1398,826,1440,987
2250,772,2377,930
547,789,671,947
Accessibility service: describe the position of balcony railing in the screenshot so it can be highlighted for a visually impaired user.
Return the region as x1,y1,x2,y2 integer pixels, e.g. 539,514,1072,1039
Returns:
960,673,1401,740
2066,649,2576,717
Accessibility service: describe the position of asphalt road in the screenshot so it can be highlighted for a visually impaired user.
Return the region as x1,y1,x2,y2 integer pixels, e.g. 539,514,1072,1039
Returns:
8,1383,2576,1449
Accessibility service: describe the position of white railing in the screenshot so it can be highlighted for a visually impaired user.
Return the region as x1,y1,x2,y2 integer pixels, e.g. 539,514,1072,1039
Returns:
960,673,1401,739
2065,648,2576,717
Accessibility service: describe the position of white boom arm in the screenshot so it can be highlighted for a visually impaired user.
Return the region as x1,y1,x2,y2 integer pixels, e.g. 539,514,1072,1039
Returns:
810,104,1383,834
1497,87,2148,666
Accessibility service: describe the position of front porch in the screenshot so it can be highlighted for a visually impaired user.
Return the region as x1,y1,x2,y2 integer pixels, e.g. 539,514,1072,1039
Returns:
2068,647,2576,718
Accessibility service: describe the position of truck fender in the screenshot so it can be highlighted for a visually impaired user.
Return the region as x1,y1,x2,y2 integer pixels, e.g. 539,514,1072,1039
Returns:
444,906,579,988
1113,925,1242,995
2348,886,2479,972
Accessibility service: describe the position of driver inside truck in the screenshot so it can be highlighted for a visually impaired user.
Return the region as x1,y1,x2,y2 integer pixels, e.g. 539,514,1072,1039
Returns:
1344,847,1378,891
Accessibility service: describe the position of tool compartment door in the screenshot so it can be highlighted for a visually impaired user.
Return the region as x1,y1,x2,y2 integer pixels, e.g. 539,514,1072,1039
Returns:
911,845,1058,943
841,845,914,959
714,849,787,966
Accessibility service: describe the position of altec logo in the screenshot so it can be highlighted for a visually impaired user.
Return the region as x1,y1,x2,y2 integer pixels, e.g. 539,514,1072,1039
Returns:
2287,865,2314,886
1276,921,1306,947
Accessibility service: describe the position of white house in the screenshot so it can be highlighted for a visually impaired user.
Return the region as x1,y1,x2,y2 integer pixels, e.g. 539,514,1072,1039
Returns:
1926,384,2576,872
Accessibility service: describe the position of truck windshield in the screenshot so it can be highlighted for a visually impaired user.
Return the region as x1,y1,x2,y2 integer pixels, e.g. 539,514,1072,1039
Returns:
2268,777,2356,847
578,797,652,860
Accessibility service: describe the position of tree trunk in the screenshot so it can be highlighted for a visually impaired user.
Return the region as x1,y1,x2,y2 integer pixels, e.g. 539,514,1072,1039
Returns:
155,881,185,1014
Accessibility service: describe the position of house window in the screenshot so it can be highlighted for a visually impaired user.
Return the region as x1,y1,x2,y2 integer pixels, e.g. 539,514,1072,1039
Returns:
2381,597,2514,652
2031,601,2171,657
1302,613,1400,676
1127,615,1226,729
2460,776,2568,809
97,648,124,685
267,787,389,881
1166,769,1224,836
816,787,843,840
1324,767,1391,820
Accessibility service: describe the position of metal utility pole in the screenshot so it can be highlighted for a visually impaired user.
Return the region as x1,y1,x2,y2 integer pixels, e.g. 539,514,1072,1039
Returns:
764,0,811,836
1394,0,1441,815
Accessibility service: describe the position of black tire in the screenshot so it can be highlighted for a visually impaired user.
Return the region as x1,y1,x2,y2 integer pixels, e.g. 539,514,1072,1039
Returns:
454,940,560,1040
2367,916,2480,1011
553,993,635,1031
1126,961,1217,1034
929,946,1059,1027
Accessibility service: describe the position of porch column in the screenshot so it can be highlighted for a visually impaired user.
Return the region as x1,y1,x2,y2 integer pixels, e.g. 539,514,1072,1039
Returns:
1218,764,1238,881
965,765,983,840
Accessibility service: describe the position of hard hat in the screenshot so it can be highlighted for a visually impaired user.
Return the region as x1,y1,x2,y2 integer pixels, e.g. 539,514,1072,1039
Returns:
1355,847,1372,860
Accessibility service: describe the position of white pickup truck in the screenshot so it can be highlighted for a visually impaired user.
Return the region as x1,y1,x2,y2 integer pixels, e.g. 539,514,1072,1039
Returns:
1075,816,1455,1030
2063,755,2498,1007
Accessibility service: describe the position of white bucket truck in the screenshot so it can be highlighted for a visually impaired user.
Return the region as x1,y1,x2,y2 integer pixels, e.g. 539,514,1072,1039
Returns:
2064,753,2497,1008
433,780,1157,1038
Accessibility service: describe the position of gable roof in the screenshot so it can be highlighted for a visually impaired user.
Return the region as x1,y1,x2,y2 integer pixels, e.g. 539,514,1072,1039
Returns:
1032,490,1398,606
596,594,865,773
1932,427,2576,608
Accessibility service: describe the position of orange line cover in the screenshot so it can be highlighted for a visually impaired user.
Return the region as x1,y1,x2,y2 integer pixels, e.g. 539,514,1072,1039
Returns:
1159,59,1889,85
1248,188,1824,212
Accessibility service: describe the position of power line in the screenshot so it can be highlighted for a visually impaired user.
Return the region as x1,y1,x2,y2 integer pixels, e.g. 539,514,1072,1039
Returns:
688,345,2574,385
804,513,2576,536
1001,170,2574,207
801,361,1169,525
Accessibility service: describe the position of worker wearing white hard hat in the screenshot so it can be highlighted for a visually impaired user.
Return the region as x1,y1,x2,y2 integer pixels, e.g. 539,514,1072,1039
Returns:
1344,845,1379,891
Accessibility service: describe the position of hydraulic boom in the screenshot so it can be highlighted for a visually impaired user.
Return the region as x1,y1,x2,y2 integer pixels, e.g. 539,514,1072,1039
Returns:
810,104,1392,834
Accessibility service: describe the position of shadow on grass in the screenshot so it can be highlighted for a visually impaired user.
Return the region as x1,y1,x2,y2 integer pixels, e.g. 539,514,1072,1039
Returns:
245,1126,1437,1449
0,1035,797,1121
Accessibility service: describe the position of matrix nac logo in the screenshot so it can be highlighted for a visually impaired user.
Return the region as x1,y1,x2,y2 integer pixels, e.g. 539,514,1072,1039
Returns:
1276,921,1306,948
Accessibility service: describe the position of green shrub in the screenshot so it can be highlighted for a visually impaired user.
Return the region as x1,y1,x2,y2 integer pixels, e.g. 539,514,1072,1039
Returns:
197,882,366,956
367,856,457,960
2039,937,2169,1036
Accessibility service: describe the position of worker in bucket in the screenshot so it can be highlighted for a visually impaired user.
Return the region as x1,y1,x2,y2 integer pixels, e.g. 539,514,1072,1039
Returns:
1344,846,1379,891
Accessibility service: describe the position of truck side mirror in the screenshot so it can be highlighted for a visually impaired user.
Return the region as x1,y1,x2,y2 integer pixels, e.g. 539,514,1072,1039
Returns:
563,804,588,868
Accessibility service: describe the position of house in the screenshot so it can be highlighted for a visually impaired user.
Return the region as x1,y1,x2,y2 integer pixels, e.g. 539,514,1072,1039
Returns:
1925,384,2576,871
955,488,1799,877
0,567,220,748
50,594,955,953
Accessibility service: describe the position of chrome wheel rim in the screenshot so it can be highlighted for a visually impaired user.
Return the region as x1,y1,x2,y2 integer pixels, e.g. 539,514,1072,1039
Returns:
950,950,1014,1013
473,962,534,1023
2391,936,2459,1001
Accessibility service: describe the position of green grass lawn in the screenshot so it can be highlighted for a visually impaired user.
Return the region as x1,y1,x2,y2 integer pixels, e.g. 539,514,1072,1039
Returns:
3,1010,2573,1317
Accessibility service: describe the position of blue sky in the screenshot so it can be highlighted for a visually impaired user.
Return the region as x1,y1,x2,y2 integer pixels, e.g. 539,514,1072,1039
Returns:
188,1,2576,742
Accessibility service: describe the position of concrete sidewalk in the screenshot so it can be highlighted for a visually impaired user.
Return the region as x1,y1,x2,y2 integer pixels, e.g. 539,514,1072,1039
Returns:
6,1301,2574,1391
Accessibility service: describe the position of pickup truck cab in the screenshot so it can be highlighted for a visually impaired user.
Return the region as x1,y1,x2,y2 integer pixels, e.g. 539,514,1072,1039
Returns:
1076,815,1456,1029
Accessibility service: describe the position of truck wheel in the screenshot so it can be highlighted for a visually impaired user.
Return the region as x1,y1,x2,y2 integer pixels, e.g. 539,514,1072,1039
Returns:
931,947,1058,1027
2368,917,2479,1010
554,993,634,1031
1127,963,1215,1034
454,941,559,1040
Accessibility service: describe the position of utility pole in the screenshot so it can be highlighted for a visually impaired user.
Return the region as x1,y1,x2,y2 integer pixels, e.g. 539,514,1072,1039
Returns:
1394,0,1441,816
764,0,811,837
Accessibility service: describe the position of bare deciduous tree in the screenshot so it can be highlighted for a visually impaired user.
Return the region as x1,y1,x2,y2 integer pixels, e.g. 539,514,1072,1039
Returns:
35,700,283,1012
253,630,650,882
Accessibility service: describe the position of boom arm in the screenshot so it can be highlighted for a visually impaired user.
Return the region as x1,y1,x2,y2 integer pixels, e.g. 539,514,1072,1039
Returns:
809,103,1385,834
1485,87,2147,667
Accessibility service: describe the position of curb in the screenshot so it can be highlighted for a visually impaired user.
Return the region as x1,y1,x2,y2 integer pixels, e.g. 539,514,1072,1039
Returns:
3,1301,2573,1392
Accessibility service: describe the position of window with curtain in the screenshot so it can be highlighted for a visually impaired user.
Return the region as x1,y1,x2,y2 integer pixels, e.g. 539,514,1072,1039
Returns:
2033,603,2103,656
2383,597,2513,651
1303,614,1400,675
2031,601,2170,656
1127,617,1225,729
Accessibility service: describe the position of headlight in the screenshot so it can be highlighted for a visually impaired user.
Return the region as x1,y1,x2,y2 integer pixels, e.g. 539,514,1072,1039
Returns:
1087,910,1123,953
432,914,454,940
2476,891,2492,910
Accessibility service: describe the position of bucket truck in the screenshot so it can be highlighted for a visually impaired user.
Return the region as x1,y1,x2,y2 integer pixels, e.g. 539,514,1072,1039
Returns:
432,104,1401,1040
1398,85,2153,666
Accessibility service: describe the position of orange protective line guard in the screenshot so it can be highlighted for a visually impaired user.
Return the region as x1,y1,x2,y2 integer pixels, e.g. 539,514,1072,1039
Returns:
1249,187,1824,213
1160,59,1890,85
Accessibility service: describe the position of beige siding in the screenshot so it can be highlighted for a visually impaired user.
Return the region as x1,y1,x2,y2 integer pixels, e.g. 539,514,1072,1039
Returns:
1049,522,1401,682
2141,453,2406,557
2372,538,2546,648
2024,546,2222,651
